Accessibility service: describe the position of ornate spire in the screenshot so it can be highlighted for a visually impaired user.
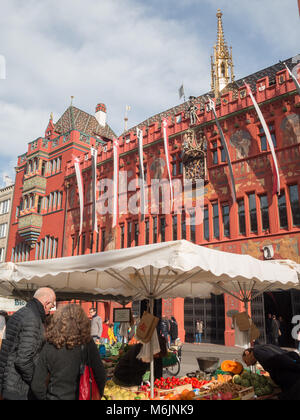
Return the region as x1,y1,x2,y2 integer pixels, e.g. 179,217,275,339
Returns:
211,9,235,98
216,9,226,54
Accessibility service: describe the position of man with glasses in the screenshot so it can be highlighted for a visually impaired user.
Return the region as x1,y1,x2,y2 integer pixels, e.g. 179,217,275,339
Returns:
0,287,56,400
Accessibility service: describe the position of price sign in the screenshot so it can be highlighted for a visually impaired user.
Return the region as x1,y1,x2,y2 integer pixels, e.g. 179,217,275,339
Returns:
113,308,131,323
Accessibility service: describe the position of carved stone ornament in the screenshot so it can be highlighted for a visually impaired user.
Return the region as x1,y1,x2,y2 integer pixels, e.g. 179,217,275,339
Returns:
182,128,207,181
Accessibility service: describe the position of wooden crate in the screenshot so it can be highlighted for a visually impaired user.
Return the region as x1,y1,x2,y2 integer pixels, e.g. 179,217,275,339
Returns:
193,386,255,401
238,387,255,400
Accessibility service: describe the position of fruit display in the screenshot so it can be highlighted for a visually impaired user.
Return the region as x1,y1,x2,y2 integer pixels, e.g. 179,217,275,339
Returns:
101,372,275,400
162,389,198,400
103,380,149,400
214,374,234,383
233,371,274,397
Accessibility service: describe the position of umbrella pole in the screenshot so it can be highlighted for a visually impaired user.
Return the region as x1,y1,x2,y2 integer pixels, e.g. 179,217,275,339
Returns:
149,266,154,399
150,296,154,399
243,299,252,348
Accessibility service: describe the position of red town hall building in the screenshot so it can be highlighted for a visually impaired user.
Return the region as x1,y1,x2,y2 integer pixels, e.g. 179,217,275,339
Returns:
6,11,300,346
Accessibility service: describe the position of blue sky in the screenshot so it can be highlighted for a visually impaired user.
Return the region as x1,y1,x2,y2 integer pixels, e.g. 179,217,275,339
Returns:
0,0,299,186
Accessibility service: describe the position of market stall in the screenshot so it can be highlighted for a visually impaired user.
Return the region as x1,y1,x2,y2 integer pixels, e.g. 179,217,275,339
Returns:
100,355,281,400
0,240,298,398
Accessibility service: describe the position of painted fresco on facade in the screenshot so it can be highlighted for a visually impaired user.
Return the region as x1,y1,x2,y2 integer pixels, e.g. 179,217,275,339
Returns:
229,129,253,159
150,157,165,179
280,113,300,145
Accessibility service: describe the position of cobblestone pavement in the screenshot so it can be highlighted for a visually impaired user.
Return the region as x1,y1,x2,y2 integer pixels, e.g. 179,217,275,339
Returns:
170,342,298,377
178,342,244,377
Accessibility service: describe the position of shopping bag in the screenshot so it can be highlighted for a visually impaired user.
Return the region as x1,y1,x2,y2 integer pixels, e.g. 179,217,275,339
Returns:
79,365,101,400
136,311,159,343
79,345,101,401
250,321,261,342
136,329,160,363
233,312,251,331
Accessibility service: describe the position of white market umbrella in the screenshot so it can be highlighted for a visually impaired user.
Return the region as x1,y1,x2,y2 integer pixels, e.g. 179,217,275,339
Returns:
0,240,298,397
0,240,297,302
270,259,300,281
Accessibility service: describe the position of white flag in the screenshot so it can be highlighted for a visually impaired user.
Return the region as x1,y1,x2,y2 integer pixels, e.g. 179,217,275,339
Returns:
244,81,280,195
284,62,300,96
112,138,119,227
162,118,173,208
207,97,236,203
179,84,185,100
91,147,98,233
137,127,146,220
73,155,84,236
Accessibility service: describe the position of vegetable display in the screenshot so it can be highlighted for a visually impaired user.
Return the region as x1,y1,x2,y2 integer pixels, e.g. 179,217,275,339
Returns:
152,376,210,390
220,360,243,375
233,371,274,397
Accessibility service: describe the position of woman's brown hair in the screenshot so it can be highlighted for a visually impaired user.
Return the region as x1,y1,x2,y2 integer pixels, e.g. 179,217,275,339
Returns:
46,304,91,349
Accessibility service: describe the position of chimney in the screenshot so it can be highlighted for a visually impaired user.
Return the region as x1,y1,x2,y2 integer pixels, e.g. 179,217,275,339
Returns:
95,103,107,127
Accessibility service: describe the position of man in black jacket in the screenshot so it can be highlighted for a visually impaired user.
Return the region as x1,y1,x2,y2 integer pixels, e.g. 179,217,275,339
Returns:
243,344,300,400
113,337,167,387
0,287,56,400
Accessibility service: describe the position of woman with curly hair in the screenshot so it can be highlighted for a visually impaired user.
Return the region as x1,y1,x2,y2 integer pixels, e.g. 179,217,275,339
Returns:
31,304,106,400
